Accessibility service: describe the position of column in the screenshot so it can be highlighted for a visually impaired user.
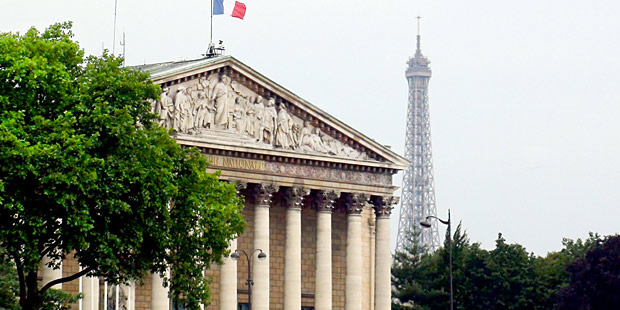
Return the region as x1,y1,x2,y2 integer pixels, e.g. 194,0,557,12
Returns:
345,194,366,310
315,190,338,310
151,272,170,310
283,187,308,310
220,238,238,310
82,276,99,310
371,196,397,310
252,184,277,310
40,255,62,289
220,181,245,310
123,281,135,310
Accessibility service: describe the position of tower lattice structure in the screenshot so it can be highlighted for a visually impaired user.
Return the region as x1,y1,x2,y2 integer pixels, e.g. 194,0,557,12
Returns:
396,31,441,252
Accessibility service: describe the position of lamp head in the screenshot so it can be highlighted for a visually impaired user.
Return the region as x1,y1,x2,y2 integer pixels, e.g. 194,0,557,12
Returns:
420,220,432,228
257,250,267,260
230,251,240,260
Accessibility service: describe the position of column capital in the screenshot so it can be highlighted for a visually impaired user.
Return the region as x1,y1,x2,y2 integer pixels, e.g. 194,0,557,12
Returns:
370,196,399,218
343,193,368,215
250,183,279,206
283,187,310,210
315,190,340,213
229,179,248,194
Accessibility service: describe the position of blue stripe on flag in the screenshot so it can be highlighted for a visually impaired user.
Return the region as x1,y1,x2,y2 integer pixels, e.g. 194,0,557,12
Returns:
213,0,224,14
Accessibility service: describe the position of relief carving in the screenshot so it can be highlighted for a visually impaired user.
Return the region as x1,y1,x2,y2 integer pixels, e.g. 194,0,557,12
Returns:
156,73,370,160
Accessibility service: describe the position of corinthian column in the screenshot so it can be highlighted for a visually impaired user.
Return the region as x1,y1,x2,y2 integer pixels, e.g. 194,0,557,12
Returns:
252,183,278,310
344,194,367,310
151,272,170,310
82,275,99,310
40,255,62,289
220,181,246,310
283,187,309,310
315,190,339,310
220,238,238,310
370,196,397,310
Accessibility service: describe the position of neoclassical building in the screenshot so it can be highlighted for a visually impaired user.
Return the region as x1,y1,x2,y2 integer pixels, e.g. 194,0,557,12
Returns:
40,56,407,310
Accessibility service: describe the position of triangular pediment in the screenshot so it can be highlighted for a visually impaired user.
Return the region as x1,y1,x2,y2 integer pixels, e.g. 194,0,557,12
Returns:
138,56,408,170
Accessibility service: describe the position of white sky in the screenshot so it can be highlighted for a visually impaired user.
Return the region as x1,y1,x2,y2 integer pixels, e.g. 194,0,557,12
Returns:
3,0,620,256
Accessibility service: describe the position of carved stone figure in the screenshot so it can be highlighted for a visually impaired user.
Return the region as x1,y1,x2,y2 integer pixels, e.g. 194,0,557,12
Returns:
226,94,236,130
263,98,277,145
233,97,247,134
159,88,174,128
193,91,210,129
212,74,231,129
174,86,193,133
244,96,257,137
275,103,294,149
320,133,341,156
299,121,329,153
253,97,265,141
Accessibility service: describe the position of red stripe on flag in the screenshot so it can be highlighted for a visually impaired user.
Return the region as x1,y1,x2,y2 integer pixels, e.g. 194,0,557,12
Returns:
231,1,246,19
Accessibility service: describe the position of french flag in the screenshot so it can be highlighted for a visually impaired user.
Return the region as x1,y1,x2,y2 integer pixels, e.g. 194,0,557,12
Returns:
213,0,246,19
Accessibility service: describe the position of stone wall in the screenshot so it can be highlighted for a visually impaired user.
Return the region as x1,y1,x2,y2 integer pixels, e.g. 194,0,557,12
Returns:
269,205,286,310
135,274,152,310
301,208,317,308
332,212,347,310
236,201,254,306
62,253,80,309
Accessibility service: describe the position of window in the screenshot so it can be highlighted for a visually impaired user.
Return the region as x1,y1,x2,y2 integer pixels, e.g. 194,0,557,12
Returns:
237,303,249,310
301,307,314,310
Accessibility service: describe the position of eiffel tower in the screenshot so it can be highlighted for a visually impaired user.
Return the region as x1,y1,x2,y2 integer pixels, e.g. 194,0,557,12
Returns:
396,18,441,252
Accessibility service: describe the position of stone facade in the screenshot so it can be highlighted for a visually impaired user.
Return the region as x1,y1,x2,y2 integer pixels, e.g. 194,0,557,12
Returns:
38,56,407,310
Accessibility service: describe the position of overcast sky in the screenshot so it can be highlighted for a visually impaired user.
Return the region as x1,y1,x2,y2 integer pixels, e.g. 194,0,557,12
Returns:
3,0,620,256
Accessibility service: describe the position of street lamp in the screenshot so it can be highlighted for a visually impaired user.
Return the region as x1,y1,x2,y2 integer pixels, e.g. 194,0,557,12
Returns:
230,249,267,310
420,209,453,310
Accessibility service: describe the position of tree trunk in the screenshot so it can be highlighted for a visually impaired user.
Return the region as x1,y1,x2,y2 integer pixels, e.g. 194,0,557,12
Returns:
20,271,44,310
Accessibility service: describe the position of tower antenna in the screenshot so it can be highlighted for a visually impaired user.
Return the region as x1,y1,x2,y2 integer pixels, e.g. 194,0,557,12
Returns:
416,16,422,52
417,16,421,36
120,31,126,67
113,0,118,54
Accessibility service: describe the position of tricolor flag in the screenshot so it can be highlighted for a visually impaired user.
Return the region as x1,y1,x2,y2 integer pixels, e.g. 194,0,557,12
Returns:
213,0,247,19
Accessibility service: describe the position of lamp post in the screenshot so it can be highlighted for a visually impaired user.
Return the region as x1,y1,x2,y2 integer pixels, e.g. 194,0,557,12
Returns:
420,209,452,310
230,249,267,310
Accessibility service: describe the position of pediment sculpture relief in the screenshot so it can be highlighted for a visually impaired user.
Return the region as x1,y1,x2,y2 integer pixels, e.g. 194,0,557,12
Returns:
152,73,369,160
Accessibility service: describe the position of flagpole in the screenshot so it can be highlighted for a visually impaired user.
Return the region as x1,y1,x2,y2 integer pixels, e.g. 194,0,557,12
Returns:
210,0,213,45
113,0,118,54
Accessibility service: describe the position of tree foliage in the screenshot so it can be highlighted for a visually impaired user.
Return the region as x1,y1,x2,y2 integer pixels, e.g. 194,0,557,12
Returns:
0,23,245,310
392,226,608,310
556,235,620,310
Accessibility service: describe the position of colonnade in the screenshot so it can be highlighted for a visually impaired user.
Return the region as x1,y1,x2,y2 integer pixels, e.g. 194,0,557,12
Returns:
215,183,397,310
39,183,396,310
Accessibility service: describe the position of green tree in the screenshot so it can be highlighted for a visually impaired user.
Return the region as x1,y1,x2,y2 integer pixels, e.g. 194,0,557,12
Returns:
392,230,443,310
533,233,602,309
392,223,473,310
556,234,620,310
0,23,245,310
484,234,538,310
0,251,19,310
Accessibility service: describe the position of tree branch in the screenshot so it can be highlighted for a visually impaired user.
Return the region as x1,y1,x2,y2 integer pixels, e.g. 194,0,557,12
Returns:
40,237,62,258
40,266,95,295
